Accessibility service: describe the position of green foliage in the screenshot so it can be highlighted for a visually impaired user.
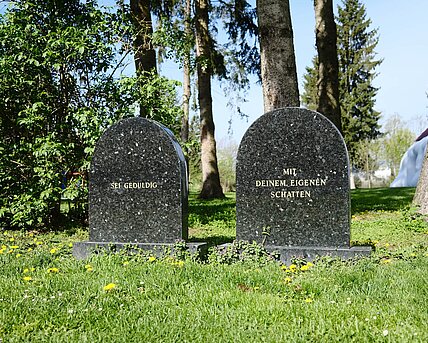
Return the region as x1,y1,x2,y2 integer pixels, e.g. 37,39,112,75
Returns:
301,57,318,111
0,0,183,230
217,139,238,192
381,115,415,177
0,0,125,229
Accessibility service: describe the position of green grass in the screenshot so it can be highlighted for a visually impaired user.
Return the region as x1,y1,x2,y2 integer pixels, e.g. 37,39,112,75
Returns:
1,187,428,342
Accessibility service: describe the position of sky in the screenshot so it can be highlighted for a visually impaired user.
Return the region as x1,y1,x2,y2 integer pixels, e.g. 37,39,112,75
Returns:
189,0,428,143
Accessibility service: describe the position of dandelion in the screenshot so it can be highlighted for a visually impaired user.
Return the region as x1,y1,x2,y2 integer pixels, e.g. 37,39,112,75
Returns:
23,276,32,281
23,268,30,274
385,243,390,248
16,253,22,258
50,248,58,254
68,243,73,248
36,241,43,246
9,237,14,242
27,248,33,252
284,277,292,284
47,267,59,273
10,245,19,249
280,265,288,271
103,283,116,292
148,256,156,263
305,298,313,303
300,264,311,271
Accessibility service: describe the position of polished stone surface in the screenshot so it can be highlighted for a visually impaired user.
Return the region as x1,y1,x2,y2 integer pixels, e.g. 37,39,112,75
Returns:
88,117,188,243
236,107,355,253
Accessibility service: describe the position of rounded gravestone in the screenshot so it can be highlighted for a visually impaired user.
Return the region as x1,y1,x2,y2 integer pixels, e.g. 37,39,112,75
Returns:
89,117,188,243
236,107,351,248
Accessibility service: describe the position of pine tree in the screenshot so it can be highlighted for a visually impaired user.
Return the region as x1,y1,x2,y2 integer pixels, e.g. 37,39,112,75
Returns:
338,0,382,162
302,0,382,164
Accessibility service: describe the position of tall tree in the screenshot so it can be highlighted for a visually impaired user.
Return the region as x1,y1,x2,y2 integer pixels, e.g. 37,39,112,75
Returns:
257,0,299,111
302,0,381,163
181,0,192,144
130,0,157,117
195,0,224,199
314,0,341,132
337,0,382,161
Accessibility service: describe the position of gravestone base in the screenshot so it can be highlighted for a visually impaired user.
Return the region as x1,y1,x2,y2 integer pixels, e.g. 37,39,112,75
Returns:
266,245,372,264
73,241,208,260
218,243,372,264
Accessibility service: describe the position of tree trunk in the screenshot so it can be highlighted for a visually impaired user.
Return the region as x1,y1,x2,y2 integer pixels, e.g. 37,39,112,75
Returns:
314,0,342,133
181,0,191,144
130,0,157,117
257,0,300,112
413,146,428,215
195,0,225,199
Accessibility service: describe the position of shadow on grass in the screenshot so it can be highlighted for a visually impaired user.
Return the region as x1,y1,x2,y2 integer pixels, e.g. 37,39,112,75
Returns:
188,192,236,246
351,187,415,214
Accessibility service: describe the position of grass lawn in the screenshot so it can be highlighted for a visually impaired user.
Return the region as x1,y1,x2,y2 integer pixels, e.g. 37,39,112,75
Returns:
1,187,428,342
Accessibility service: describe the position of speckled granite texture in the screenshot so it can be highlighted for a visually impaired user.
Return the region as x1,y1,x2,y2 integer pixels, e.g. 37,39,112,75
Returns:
236,107,353,249
87,117,188,243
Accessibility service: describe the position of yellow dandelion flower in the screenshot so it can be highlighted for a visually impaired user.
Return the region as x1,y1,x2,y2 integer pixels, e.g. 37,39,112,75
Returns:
1,245,6,249
47,267,59,273
148,256,156,263
305,298,313,303
385,243,390,248
36,241,43,246
16,253,22,258
50,248,58,254
0,249,4,254
280,265,288,271
9,237,14,242
86,267,93,272
300,265,311,271
103,283,116,291
30,267,35,272
307,262,314,267
23,276,32,281
68,243,73,248
10,245,19,249
85,264,92,269
175,260,184,268
27,248,33,252
284,277,292,284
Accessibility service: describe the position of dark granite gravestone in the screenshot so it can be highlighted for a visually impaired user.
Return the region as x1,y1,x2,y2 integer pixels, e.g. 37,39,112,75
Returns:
73,117,205,259
235,107,371,262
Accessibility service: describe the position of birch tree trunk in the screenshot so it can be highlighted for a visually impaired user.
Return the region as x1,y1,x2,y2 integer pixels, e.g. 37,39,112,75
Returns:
257,0,299,112
314,0,342,133
195,0,225,199
413,146,428,215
